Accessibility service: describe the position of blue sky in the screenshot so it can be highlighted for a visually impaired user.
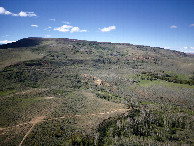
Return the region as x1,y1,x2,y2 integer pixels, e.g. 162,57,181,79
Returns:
0,0,194,53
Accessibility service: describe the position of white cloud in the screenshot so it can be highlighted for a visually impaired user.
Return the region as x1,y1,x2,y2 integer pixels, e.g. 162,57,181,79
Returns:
0,40,16,44
70,27,87,33
70,27,79,33
12,14,18,16
190,24,194,27
45,35,51,38
54,25,87,33
170,25,178,29
100,25,116,32
31,24,39,28
16,11,36,17
0,7,12,15
54,25,72,32
49,19,56,21
80,30,87,32
190,47,194,50
0,7,36,17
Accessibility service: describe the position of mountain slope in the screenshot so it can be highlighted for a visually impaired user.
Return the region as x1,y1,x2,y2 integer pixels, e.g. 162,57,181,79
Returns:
0,38,193,145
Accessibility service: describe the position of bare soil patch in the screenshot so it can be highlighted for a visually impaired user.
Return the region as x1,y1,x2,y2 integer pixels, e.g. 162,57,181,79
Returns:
44,97,54,100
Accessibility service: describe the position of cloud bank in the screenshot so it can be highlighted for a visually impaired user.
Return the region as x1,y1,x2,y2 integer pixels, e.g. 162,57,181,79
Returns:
100,25,116,32
0,7,36,17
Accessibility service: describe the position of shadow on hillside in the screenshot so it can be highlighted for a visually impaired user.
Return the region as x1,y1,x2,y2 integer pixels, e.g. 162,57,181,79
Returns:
0,37,41,49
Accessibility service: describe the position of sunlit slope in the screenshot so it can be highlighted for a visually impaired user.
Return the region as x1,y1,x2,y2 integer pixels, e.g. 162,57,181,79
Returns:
0,37,193,145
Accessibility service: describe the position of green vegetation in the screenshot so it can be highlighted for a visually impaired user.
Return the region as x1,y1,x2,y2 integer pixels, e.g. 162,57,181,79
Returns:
0,94,54,127
138,80,194,88
140,101,158,105
139,71,194,85
96,91,124,103
96,107,193,145
0,48,43,71
0,38,193,145
0,90,15,96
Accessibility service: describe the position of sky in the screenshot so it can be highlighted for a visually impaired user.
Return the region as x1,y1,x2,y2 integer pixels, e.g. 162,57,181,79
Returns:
0,0,194,53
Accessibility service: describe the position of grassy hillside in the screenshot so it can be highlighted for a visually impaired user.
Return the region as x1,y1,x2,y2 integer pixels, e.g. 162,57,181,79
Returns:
0,38,193,145
0,48,43,71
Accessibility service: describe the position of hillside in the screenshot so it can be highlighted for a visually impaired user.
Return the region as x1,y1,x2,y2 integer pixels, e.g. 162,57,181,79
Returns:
0,37,193,145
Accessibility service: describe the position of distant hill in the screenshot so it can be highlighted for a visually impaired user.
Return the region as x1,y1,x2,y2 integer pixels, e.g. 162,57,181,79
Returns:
0,37,42,49
0,37,187,57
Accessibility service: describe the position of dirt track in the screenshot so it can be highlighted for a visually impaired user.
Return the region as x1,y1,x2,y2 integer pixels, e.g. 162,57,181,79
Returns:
1,108,130,146
18,116,45,146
